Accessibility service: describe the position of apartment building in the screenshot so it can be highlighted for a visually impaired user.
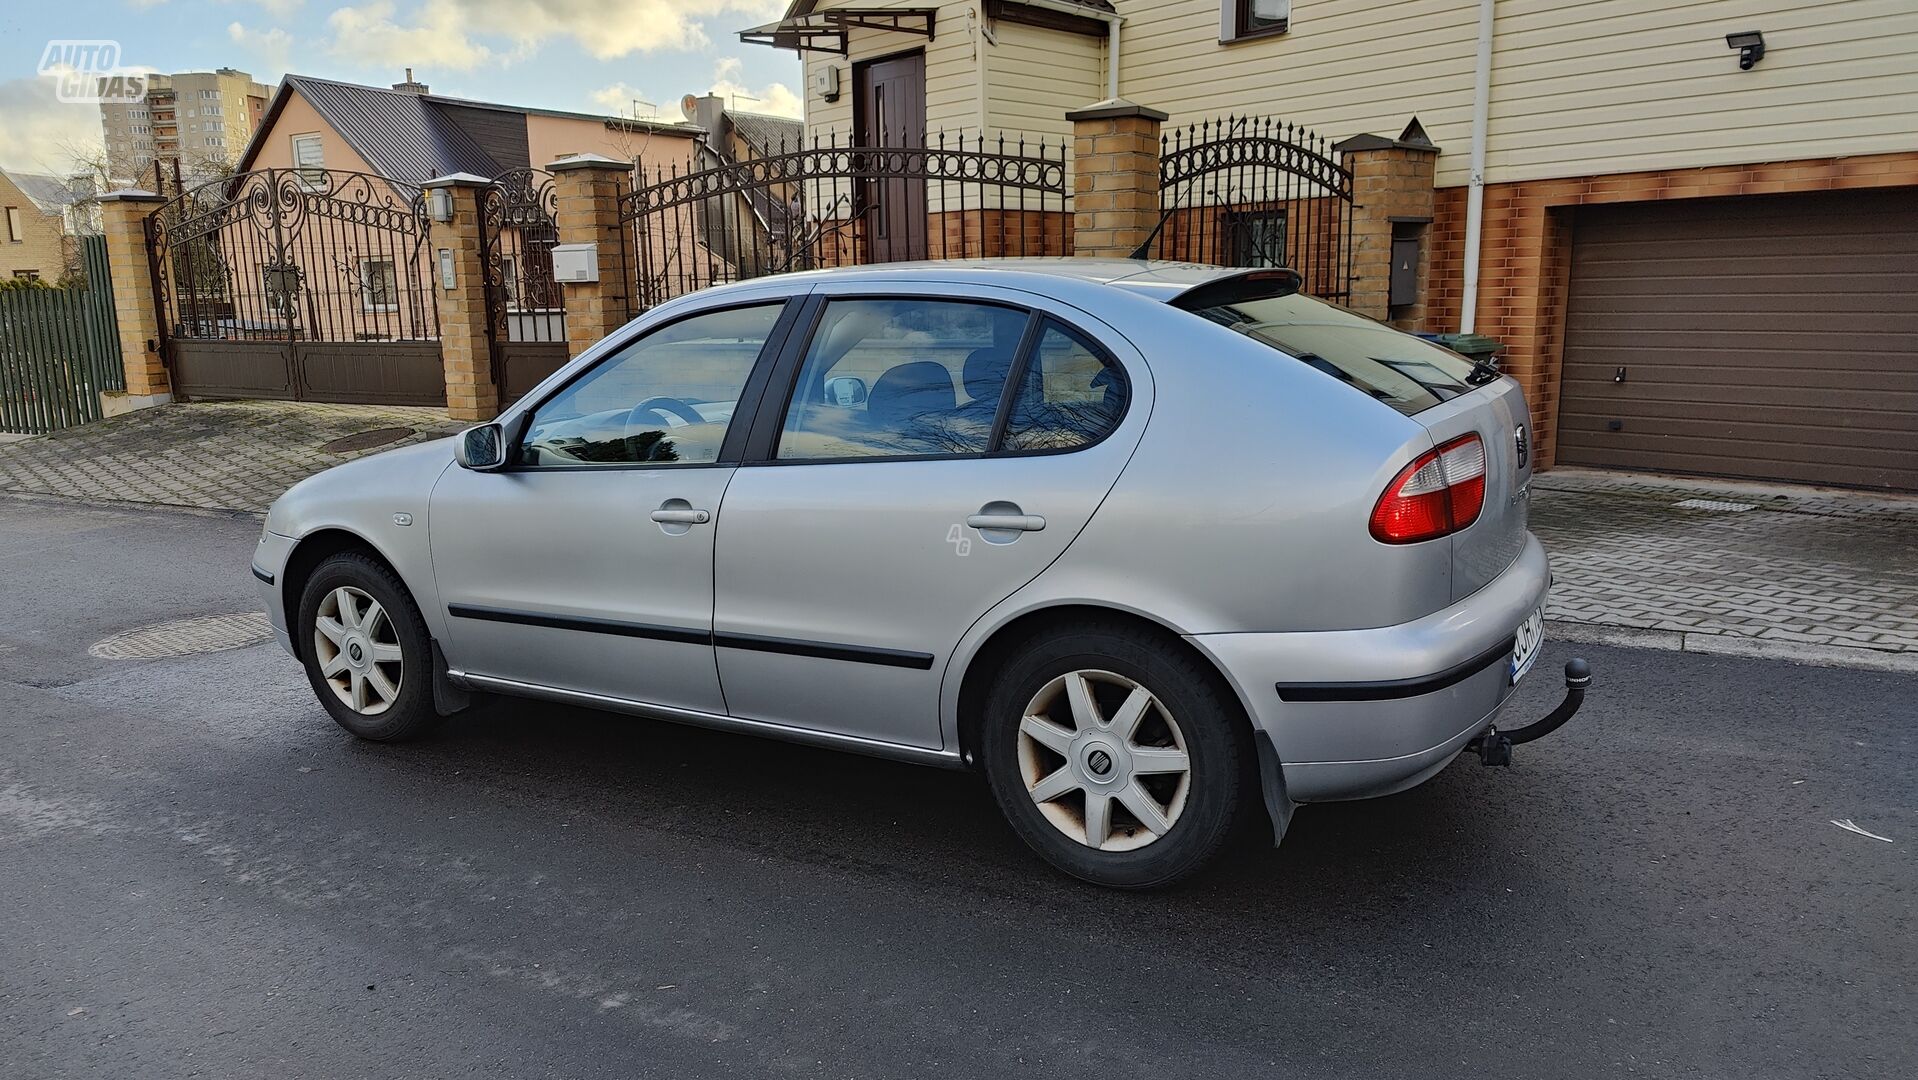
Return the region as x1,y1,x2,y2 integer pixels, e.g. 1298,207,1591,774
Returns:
99,67,274,186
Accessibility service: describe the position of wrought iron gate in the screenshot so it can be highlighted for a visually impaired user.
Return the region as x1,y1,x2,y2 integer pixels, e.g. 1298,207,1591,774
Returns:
478,168,568,406
145,168,445,405
1142,116,1354,301
617,130,1070,316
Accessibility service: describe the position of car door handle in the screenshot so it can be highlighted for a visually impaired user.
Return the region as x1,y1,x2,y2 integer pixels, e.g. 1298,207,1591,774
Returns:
650,508,711,525
967,513,1045,533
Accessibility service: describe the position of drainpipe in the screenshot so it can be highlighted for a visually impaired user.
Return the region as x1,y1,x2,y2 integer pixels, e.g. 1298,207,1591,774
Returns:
1460,0,1495,333
1016,0,1124,100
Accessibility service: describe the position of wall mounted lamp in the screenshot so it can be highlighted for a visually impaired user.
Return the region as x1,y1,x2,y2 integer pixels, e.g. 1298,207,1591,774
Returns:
1726,31,1766,71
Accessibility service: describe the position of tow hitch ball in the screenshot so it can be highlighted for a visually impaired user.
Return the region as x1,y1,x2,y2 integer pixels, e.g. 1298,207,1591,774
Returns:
1470,658,1592,767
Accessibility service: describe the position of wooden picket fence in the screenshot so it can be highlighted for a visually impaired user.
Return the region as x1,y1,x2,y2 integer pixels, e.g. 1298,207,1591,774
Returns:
0,236,124,435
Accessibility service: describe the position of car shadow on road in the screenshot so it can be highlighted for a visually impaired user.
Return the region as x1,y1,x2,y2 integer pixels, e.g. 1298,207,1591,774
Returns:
345,685,1546,947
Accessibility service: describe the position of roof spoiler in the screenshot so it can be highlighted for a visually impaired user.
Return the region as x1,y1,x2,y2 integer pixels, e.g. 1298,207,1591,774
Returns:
1169,268,1304,311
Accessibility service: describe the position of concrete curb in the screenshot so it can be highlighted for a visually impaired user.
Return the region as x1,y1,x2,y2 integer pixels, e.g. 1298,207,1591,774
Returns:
0,489,266,521
1547,619,1918,675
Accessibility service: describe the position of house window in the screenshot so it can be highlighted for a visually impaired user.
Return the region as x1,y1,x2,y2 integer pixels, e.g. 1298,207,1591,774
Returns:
5,207,21,243
1228,210,1287,266
358,258,399,312
13,270,41,281
1223,0,1290,42
291,133,324,186
499,255,520,306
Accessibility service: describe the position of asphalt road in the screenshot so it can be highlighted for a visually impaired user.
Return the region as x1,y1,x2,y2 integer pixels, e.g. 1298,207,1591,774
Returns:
1,495,1912,1079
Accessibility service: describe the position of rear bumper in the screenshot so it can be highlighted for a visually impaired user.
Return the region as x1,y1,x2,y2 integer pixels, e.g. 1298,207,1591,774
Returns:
1188,531,1551,803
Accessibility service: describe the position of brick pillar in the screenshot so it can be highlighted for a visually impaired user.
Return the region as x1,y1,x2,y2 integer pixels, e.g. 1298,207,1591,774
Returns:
1066,100,1167,259
97,189,171,408
547,154,632,358
422,173,500,422
1334,133,1440,324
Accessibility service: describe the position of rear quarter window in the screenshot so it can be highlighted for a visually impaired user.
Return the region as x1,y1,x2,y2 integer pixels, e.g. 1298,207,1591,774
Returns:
1179,293,1492,416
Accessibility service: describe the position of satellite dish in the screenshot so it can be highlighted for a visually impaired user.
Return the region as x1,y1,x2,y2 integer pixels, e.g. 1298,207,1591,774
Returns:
681,94,700,120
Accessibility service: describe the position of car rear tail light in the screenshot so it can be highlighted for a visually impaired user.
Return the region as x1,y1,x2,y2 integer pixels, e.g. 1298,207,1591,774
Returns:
1370,433,1487,544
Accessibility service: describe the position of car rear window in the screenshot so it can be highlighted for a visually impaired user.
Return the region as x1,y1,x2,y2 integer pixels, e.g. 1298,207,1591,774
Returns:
1177,291,1493,416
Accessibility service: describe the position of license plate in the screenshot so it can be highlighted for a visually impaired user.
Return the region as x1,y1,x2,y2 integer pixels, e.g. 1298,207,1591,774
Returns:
1510,606,1544,685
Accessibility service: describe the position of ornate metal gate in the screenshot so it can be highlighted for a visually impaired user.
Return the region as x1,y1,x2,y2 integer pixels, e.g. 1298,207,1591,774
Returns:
145,168,444,404
617,130,1070,316
477,168,568,406
1141,116,1354,301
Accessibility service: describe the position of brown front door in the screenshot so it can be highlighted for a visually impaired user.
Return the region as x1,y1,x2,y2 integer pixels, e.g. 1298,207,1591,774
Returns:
855,51,927,262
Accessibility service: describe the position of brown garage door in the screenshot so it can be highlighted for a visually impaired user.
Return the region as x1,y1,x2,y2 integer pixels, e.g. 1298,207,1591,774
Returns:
1557,189,1918,491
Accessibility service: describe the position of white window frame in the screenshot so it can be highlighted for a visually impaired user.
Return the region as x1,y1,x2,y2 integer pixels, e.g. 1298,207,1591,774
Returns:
1221,0,1291,43
291,133,325,187
358,257,400,313
5,206,22,243
499,254,521,307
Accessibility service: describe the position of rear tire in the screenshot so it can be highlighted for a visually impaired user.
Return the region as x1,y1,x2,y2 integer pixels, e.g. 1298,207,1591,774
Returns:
980,622,1249,888
296,552,440,742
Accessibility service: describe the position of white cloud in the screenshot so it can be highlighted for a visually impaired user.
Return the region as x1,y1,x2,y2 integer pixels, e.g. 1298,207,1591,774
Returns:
216,0,304,16
227,22,295,77
0,74,107,176
325,1,501,72
324,0,787,65
708,56,801,119
588,82,664,120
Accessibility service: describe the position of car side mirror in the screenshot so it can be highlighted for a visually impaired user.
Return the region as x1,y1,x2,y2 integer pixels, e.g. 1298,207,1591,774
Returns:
455,423,507,471
824,375,868,407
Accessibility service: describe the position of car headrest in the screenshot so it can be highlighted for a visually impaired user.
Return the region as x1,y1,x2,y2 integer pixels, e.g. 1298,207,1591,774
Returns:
962,348,1014,404
868,361,957,426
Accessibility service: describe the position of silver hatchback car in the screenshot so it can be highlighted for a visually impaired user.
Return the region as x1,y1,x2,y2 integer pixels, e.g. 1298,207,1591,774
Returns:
255,260,1589,888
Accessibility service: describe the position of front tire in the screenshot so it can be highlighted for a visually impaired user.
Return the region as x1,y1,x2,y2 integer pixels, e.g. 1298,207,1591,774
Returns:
296,552,439,742
980,622,1250,888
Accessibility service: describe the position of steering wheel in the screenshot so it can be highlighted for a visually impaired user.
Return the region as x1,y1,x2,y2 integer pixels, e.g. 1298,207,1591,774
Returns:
625,396,706,428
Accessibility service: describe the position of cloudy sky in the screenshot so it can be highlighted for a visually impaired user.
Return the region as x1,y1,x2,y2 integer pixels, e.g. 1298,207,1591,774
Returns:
1,0,804,174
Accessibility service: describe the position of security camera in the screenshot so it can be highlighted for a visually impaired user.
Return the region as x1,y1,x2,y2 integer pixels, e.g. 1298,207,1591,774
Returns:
1726,31,1766,70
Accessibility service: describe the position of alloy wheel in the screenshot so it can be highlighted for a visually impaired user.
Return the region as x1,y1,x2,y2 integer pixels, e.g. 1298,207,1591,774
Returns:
1016,669,1191,852
312,585,404,715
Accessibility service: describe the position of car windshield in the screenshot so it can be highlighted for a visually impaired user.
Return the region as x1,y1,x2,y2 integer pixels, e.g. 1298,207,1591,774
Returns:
1178,291,1494,416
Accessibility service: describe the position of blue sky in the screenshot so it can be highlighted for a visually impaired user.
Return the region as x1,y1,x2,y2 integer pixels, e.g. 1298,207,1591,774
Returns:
1,0,804,174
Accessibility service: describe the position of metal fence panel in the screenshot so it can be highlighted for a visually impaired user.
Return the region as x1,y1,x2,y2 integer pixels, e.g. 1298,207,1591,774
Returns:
0,238,123,435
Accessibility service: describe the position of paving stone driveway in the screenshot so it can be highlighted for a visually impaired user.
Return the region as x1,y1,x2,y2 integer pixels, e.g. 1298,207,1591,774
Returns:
0,400,459,514
3,402,1913,669
1531,469,1918,667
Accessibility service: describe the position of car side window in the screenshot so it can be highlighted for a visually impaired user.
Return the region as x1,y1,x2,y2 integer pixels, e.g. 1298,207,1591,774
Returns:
1001,320,1129,452
519,303,784,467
777,299,1029,460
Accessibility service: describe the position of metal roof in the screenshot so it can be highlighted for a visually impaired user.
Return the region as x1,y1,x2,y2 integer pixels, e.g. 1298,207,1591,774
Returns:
235,75,701,182
2,171,85,214
729,112,804,156
283,75,501,182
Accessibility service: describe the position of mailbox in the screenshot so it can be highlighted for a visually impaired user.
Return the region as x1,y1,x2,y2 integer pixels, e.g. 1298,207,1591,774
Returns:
1389,235,1420,308
552,243,600,283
